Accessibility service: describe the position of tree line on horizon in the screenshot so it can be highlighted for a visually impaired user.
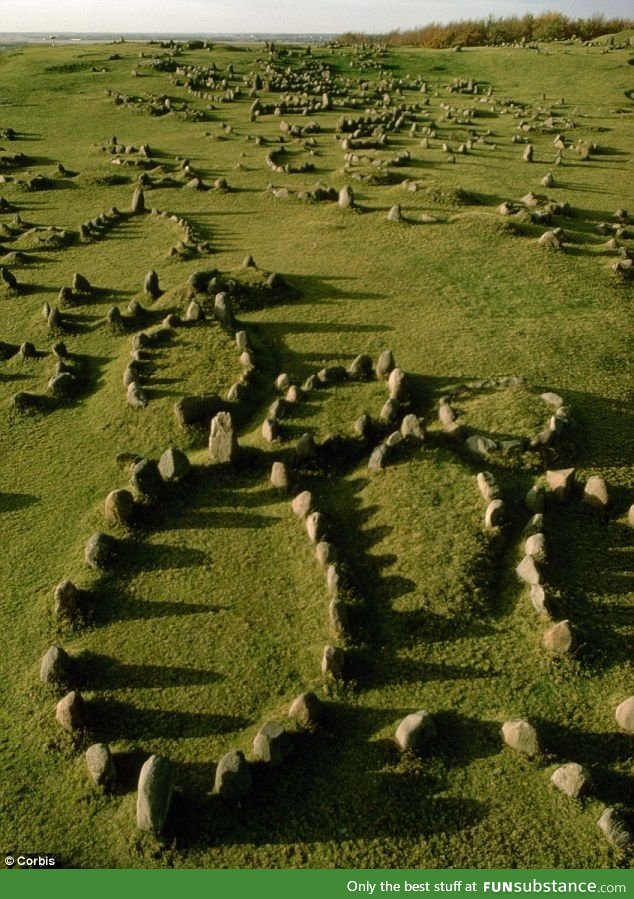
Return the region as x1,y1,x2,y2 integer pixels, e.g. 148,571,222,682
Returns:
338,11,633,48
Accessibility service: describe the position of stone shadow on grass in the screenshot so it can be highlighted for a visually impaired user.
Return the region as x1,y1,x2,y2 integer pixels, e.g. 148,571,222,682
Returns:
76,650,224,690
90,697,248,741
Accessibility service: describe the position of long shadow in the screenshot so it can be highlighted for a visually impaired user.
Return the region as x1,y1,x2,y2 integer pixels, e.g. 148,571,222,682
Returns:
169,704,487,848
0,492,40,512
535,718,633,806
114,539,209,572
76,651,223,690
90,697,248,741
91,590,224,626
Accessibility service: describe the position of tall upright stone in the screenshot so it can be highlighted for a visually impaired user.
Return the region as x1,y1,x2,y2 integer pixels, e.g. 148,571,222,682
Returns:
209,411,238,464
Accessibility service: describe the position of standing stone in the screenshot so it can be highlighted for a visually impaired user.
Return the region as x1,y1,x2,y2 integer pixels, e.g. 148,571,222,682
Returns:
525,532,546,563
388,368,408,402
305,511,326,544
530,584,550,616
348,354,373,380
368,443,389,471
523,144,534,162
541,391,563,408
485,500,506,529
387,204,404,223
615,697,634,734
86,743,116,789
40,645,72,686
143,269,159,298
400,414,425,442
329,597,349,636
291,490,313,518
523,513,544,537
550,763,590,799
253,722,293,766
288,691,324,728
316,541,337,566
379,398,400,426
583,475,609,510
543,620,576,655
296,432,317,460
375,349,395,379
546,468,575,500
214,750,252,800
84,533,115,570
104,489,135,526
395,710,437,752
501,719,540,756
131,186,145,213
236,331,249,352
516,554,542,585
158,447,191,482
321,644,345,678
214,292,233,326
525,485,545,513
56,690,87,732
54,579,81,618
477,472,500,502
130,459,162,498
597,808,632,850
137,755,174,835
127,382,148,409
209,411,238,464
262,417,280,442
275,372,291,391
270,461,290,491
338,185,354,208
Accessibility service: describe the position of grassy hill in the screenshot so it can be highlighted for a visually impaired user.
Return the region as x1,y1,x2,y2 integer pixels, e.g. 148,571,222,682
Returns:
0,37,632,869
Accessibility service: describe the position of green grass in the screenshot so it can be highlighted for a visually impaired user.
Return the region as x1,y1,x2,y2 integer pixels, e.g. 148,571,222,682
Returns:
0,38,632,869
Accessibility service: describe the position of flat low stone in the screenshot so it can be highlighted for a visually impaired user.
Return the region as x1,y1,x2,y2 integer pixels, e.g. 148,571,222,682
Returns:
477,471,500,502
530,584,550,616
56,690,87,732
501,719,540,756
543,620,576,655
316,541,337,566
40,645,72,685
305,511,326,544
516,554,542,585
583,475,609,510
615,696,634,734
597,808,632,850
214,749,252,800
321,644,345,678
485,499,506,529
525,532,546,564
253,721,293,766
104,489,135,526
86,743,116,789
137,755,174,835
550,763,590,799
395,710,437,752
288,691,324,728
541,391,564,408
54,579,81,618
270,461,290,491
292,490,313,518
546,468,575,500
466,435,497,458
85,532,115,570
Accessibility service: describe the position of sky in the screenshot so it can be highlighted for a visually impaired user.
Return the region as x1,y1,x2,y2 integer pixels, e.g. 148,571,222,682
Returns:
1,0,631,34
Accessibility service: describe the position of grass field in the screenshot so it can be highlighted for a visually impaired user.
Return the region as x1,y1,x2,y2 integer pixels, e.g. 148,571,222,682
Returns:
0,36,632,869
